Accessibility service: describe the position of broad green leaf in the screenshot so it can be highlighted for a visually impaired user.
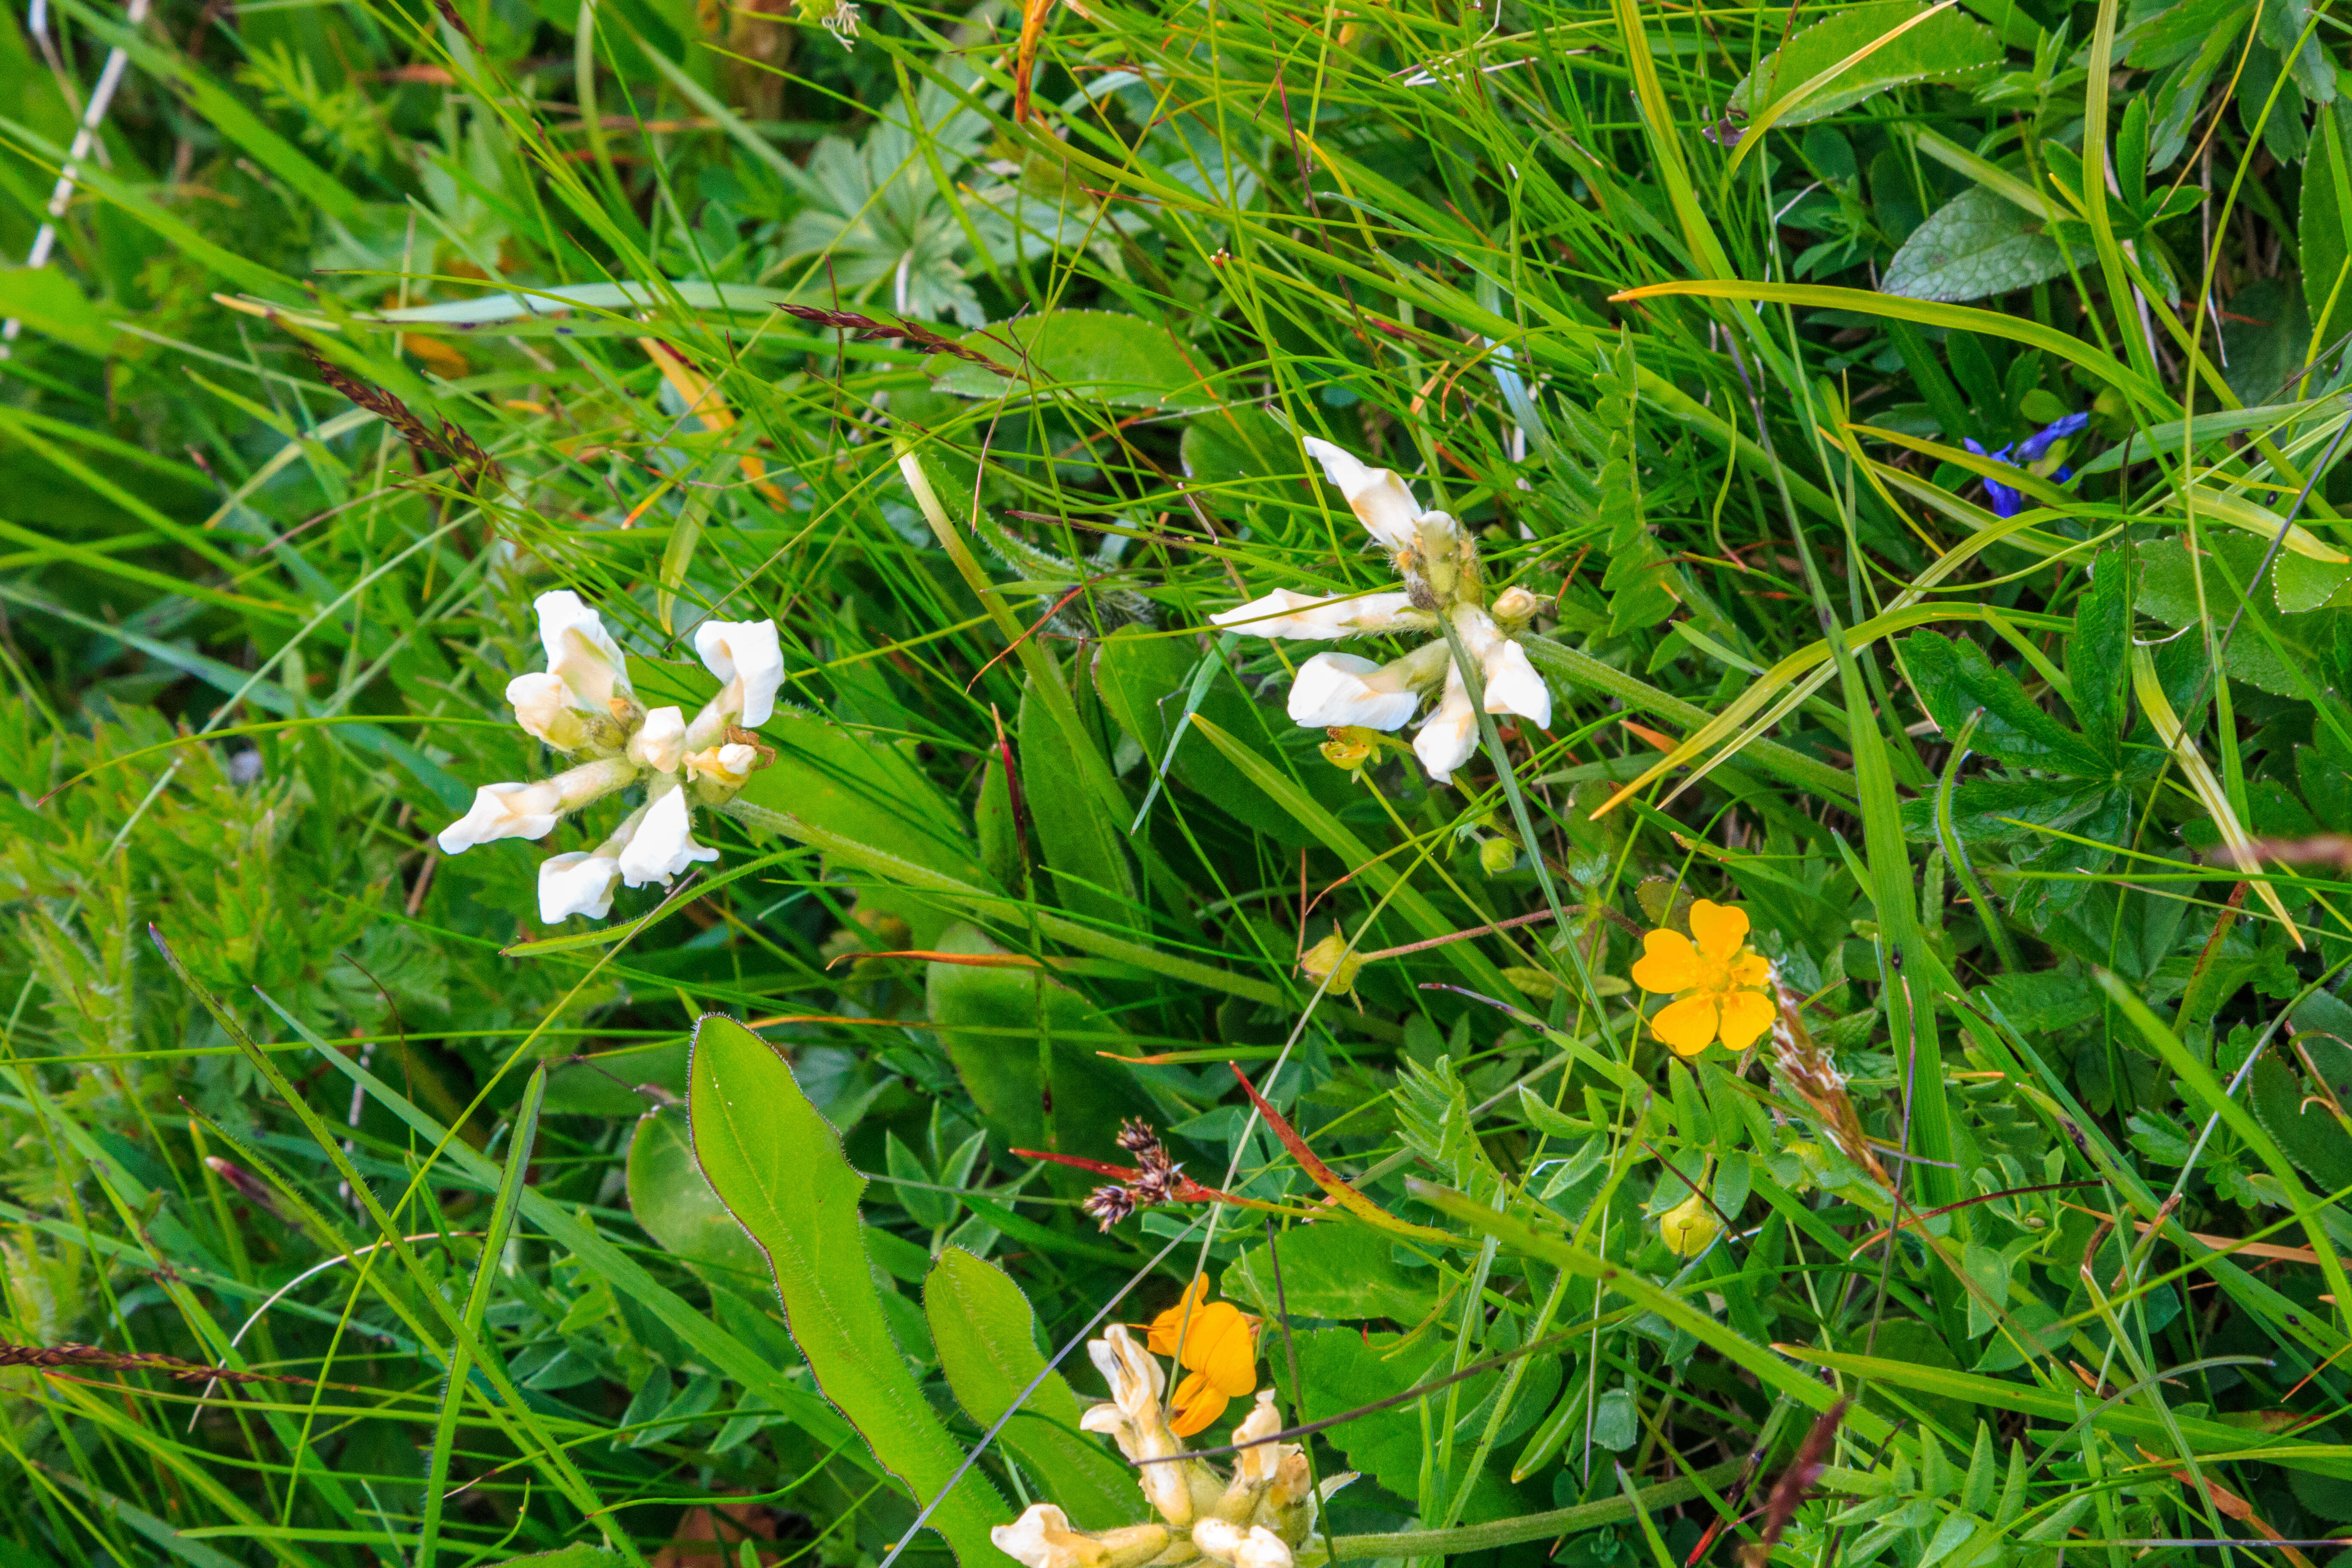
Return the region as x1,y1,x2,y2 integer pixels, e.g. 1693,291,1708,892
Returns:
688,1014,1007,1565
1289,1327,1538,1522
1901,630,2110,774
1019,675,1140,930
627,1104,769,1280
2136,534,2347,697
1179,405,1293,514
2066,545,2132,758
924,923,1153,1183
1882,188,2071,302
0,268,118,356
1728,2,2005,127
2250,1037,2352,1190
2275,552,2352,612
928,311,1219,408
1222,1222,1439,1324
923,1247,1142,1528
732,705,989,887
1093,625,1345,848
490,1551,628,1568
2309,106,2352,350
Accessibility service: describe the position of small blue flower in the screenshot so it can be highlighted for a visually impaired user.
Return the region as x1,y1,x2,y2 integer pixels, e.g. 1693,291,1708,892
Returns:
1962,412,2091,518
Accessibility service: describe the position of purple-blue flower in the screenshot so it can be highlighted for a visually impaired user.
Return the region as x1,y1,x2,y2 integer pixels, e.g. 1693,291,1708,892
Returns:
1962,412,2091,518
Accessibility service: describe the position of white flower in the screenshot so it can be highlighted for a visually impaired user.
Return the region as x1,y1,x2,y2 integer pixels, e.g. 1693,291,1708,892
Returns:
616,787,720,888
694,617,786,729
1192,1520,1294,1568
539,851,622,922
438,781,565,853
1414,678,1481,784
1301,438,1425,552
1481,634,1552,728
1287,654,1421,730
1210,588,1424,640
628,706,686,773
686,742,759,790
821,0,861,45
991,1507,1169,1568
535,590,631,707
505,671,588,751
1218,440,1553,788
1228,1392,1287,1489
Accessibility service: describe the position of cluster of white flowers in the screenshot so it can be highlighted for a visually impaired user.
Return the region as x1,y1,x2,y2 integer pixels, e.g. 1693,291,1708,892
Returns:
1211,439,1551,785
436,591,784,924
991,1323,1342,1568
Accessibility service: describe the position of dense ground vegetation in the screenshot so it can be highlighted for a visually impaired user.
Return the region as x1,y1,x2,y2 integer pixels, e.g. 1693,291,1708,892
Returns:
3,0,2352,1561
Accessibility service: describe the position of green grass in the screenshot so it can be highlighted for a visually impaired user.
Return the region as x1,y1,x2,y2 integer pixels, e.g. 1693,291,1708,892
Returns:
0,0,2350,1562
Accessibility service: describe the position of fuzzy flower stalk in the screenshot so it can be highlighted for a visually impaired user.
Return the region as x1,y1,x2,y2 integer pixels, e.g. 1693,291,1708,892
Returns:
991,1315,1349,1568
1209,440,1552,785
435,591,785,924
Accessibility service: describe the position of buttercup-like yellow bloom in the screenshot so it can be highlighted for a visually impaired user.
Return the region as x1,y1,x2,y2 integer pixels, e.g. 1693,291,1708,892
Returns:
1146,1277,1260,1436
1629,899,1773,1056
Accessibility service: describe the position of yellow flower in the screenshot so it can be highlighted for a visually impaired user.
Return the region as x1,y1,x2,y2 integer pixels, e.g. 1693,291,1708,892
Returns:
1145,1276,1259,1436
1629,899,1773,1056
1659,1189,1721,1256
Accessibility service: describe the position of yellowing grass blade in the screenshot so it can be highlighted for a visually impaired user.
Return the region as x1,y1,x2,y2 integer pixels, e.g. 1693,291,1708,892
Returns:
640,336,786,505
2167,485,2351,564
2131,646,2303,947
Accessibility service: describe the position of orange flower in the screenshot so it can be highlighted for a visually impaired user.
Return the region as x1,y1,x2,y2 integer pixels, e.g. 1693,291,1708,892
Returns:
1629,899,1773,1056
1145,1277,1259,1436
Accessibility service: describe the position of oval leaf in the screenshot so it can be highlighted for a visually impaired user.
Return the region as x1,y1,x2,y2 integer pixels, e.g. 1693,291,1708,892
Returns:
688,1014,1006,1564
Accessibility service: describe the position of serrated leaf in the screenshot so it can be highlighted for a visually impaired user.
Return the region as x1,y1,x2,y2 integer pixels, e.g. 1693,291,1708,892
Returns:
1901,631,2110,774
1728,1,2004,127
2250,1038,2352,1190
1882,187,2072,302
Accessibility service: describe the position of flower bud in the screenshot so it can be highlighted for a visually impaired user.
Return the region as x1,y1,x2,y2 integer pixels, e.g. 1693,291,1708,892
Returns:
1478,837,1517,876
1659,1189,1721,1257
1490,585,1541,628
628,706,686,774
1298,932,1364,998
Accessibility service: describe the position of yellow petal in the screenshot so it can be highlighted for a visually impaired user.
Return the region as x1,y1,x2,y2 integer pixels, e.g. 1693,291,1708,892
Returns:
1725,951,1772,988
1186,1306,1259,1394
1168,1370,1231,1436
1146,1275,1212,1355
1630,930,1700,993
1687,900,1751,965
1716,989,1774,1052
1651,993,1720,1056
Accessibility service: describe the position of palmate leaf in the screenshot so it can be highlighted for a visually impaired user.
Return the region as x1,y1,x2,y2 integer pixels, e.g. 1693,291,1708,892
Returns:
1900,630,2111,774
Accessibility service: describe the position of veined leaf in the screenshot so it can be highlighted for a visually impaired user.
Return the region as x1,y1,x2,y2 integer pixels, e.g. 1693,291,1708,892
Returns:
924,1248,1141,1528
1882,187,2072,303
1728,2,2005,129
688,1014,1008,1565
928,311,1219,408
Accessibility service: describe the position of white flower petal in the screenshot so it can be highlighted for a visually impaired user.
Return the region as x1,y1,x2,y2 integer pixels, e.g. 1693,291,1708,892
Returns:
1413,672,1479,785
1481,637,1552,729
437,781,564,854
629,706,686,774
534,590,631,706
693,618,785,728
616,788,720,888
505,672,582,748
1301,437,1424,551
1211,588,1421,640
538,852,622,923
1287,653,1420,731
993,1505,1101,1568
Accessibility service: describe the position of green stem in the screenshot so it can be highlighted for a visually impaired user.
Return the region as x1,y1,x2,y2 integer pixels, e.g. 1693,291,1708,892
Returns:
1326,1458,1743,1560
1516,634,1859,805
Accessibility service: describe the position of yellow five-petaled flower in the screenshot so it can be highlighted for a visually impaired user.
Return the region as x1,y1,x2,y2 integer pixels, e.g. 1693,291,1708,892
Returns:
1145,1277,1260,1436
1630,899,1773,1057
